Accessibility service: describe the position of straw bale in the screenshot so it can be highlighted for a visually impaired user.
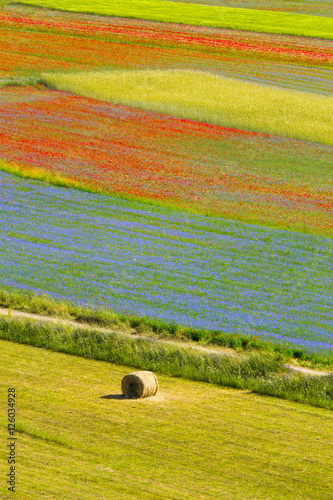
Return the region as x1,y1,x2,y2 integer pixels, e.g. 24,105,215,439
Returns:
121,371,158,399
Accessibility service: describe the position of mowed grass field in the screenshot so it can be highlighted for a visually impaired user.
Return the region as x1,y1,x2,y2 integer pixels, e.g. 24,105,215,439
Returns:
1,339,333,500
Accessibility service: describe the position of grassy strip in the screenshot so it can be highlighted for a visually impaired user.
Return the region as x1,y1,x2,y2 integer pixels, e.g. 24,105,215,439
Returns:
251,372,333,409
0,316,283,383
0,158,102,193
0,76,42,88
1,286,332,369
1,315,333,410
0,158,206,216
13,0,333,39
41,69,333,146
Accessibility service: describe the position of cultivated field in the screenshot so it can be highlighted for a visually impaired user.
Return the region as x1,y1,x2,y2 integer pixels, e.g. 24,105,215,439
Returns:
0,1,332,496
1,86,333,237
0,0,331,353
1,339,333,499
161,0,333,18
1,171,333,355
2,5,332,86
1,4,332,235
0,0,332,357
42,68,333,145
11,0,333,38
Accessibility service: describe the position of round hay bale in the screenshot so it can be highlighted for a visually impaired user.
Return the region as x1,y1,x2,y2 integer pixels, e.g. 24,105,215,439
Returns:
121,371,158,399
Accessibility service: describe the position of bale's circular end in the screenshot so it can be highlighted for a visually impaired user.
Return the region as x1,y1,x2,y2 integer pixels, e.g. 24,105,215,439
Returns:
121,371,158,399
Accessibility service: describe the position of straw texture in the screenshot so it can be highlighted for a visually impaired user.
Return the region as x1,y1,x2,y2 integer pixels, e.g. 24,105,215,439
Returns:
121,371,158,399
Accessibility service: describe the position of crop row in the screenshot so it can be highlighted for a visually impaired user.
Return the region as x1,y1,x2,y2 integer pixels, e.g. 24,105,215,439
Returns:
12,0,333,39
1,170,332,354
41,69,333,146
1,86,332,237
1,5,332,90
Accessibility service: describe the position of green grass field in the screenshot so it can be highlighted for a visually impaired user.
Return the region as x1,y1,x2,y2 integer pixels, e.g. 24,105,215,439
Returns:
1,339,333,499
163,0,333,18
42,69,333,146
13,0,333,39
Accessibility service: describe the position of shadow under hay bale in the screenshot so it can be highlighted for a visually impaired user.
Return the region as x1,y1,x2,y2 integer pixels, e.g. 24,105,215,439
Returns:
121,371,158,399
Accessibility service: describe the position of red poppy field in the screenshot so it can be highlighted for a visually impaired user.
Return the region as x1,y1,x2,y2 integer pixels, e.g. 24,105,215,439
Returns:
1,84,332,236
0,3,332,238
1,4,333,92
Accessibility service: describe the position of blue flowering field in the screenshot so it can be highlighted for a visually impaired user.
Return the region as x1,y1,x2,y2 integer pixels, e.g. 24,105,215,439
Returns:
1,171,332,354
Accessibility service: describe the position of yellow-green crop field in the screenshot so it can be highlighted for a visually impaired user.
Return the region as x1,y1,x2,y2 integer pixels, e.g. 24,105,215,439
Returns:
42,69,333,146
1,339,333,499
12,0,333,39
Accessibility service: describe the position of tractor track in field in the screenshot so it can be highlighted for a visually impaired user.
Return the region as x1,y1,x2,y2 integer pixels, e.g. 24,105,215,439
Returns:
0,306,332,377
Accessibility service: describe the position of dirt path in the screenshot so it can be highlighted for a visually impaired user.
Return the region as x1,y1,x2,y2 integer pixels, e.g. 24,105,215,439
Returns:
284,365,332,377
1,307,332,377
0,307,241,357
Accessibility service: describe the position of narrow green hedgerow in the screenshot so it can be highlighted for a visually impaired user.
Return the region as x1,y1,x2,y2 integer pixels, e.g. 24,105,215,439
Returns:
0,316,284,385
12,0,333,39
0,286,332,369
1,316,333,410
251,372,333,409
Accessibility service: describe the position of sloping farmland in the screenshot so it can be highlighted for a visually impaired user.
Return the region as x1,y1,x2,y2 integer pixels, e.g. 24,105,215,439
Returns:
1,85,332,237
